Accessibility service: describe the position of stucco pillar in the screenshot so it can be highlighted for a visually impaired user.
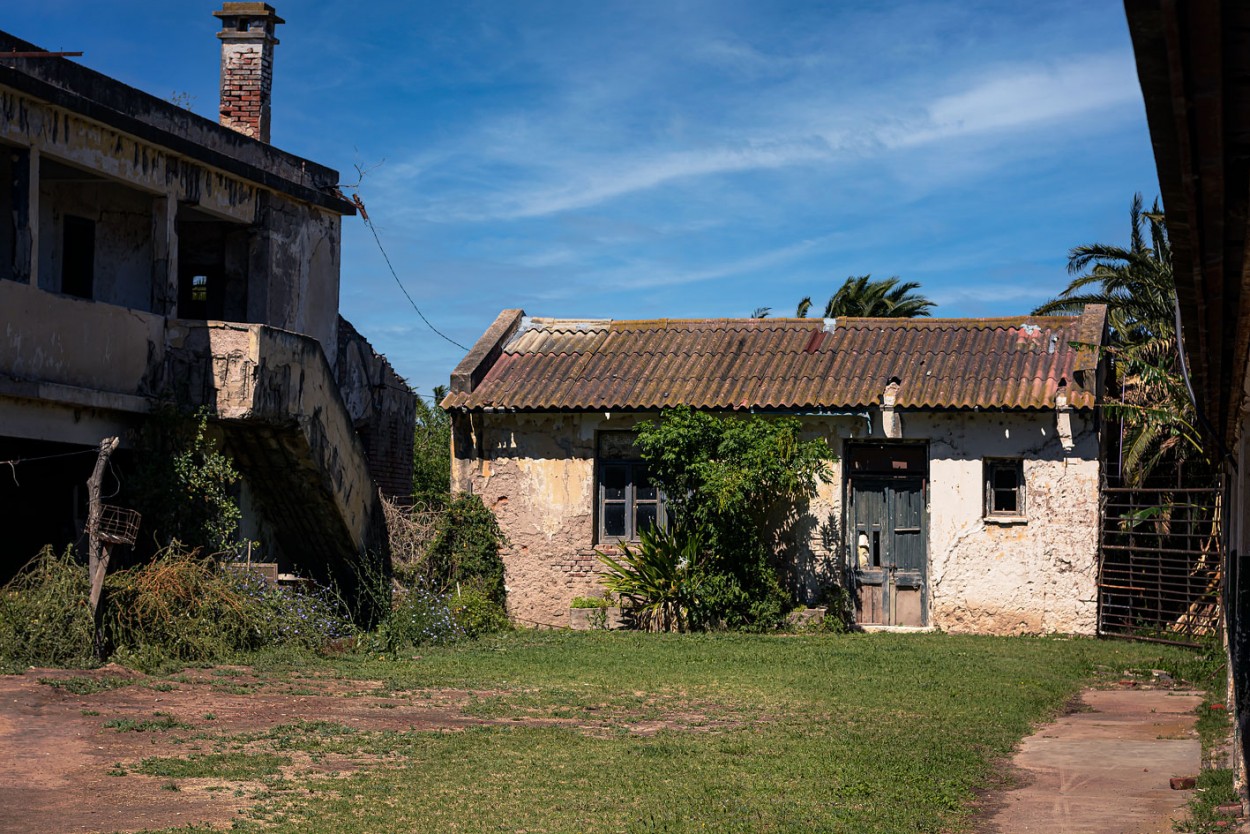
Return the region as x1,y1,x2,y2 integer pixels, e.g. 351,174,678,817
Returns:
245,193,273,327
12,146,38,286
151,194,178,315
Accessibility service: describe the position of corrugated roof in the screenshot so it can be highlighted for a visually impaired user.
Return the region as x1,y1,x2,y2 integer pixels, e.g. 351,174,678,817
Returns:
443,307,1106,412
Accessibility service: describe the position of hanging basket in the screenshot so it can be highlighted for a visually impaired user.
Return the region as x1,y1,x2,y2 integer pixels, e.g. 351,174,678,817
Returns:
97,505,141,545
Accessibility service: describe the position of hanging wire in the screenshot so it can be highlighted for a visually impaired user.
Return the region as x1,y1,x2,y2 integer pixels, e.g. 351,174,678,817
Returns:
0,447,98,487
358,209,469,352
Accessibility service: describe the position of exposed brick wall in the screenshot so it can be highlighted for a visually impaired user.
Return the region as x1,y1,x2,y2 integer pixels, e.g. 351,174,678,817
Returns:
336,316,416,499
214,4,282,143
219,42,273,141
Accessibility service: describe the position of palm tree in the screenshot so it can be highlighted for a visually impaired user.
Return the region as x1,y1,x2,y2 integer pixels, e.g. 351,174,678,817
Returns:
796,275,934,318
1034,194,1175,358
1034,194,1201,486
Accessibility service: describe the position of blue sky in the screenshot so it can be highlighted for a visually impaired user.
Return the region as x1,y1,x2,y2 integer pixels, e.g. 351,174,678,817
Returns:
10,2,1158,400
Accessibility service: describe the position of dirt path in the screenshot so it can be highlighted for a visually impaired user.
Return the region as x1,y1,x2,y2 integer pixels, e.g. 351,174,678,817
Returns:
0,665,489,834
980,688,1204,834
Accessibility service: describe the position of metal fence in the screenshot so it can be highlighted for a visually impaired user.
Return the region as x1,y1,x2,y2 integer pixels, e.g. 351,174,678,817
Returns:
1097,484,1223,646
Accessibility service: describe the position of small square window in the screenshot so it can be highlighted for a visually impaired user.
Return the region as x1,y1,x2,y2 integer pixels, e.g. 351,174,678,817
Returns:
985,459,1025,519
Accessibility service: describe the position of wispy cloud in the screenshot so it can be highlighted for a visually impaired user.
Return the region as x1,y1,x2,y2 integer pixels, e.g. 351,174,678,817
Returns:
889,52,1140,148
377,50,1143,225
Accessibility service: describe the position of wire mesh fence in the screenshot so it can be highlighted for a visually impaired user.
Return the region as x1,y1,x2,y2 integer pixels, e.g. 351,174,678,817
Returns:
1097,484,1222,646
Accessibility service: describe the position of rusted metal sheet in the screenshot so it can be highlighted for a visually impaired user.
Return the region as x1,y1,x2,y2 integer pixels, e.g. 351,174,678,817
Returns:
444,306,1106,412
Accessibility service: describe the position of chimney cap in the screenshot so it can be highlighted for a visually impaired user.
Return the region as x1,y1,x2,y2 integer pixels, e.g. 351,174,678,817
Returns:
213,3,285,25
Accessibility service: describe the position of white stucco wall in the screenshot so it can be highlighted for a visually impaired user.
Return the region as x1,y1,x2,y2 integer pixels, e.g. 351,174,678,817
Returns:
910,411,1100,635
453,408,1100,634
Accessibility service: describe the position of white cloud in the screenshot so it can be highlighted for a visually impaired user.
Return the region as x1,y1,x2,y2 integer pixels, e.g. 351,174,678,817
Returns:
889,53,1140,148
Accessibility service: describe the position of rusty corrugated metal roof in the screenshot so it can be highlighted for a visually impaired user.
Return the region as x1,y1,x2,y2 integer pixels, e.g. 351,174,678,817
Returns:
443,307,1106,412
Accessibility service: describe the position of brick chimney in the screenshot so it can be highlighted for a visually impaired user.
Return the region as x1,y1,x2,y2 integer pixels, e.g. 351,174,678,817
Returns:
213,2,283,143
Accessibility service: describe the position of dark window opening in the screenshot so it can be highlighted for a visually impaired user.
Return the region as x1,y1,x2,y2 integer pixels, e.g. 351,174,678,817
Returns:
597,431,666,543
598,460,666,542
178,266,223,319
191,274,208,303
985,459,1025,518
61,215,95,299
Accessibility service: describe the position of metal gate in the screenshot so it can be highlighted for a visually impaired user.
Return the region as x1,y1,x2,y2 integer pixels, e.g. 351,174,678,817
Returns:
1097,484,1223,646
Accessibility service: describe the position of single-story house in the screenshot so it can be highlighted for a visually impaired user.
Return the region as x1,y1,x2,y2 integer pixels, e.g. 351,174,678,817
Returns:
443,304,1108,634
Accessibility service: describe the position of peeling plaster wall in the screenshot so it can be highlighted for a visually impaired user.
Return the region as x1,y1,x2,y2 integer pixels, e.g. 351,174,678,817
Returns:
451,411,857,627
38,179,154,308
3,87,341,362
452,412,598,626
1,88,259,223
902,411,1099,635
453,408,1099,634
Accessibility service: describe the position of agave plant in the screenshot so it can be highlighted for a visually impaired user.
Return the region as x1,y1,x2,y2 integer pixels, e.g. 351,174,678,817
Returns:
597,525,707,633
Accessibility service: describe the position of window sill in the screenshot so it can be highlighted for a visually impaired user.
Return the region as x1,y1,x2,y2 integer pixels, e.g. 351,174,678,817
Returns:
984,515,1027,526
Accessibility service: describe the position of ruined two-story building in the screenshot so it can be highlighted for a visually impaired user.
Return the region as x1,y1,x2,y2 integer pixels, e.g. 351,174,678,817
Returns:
0,3,414,590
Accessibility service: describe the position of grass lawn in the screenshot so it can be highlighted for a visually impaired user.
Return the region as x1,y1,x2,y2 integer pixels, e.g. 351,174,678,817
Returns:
147,631,1199,834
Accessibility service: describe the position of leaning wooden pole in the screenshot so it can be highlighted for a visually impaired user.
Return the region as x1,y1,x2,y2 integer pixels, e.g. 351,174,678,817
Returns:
87,436,120,655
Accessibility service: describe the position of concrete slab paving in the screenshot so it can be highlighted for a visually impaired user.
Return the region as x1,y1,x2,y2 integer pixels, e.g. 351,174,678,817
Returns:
983,688,1204,834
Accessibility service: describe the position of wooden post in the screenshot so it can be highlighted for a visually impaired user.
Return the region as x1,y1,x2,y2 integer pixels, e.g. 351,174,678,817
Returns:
87,436,120,655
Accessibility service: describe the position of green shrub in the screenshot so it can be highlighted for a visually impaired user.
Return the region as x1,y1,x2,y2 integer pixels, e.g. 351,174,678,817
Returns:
633,408,834,631
0,547,94,667
129,408,242,554
372,583,464,653
570,595,612,609
425,494,507,605
599,525,707,632
0,545,352,670
104,549,261,661
105,551,353,665
451,585,511,638
412,385,452,509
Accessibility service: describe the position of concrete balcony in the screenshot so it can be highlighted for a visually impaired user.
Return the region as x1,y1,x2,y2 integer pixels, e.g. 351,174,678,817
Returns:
0,279,384,583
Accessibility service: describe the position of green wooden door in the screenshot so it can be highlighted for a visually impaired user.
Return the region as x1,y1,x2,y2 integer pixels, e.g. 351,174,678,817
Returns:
850,476,927,626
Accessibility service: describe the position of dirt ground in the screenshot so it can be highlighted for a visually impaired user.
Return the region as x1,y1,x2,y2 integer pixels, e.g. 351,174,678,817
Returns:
0,664,502,834
0,666,1215,834
0,664,744,834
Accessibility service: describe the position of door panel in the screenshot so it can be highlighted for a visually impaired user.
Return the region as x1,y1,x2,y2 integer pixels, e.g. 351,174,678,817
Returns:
849,474,927,627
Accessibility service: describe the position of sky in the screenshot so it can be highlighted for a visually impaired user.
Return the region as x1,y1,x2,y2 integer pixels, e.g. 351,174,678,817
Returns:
8,1,1160,400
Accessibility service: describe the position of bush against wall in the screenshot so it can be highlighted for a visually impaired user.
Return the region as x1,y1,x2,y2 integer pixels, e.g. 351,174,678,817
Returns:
129,407,242,554
425,493,508,606
380,492,511,640
633,407,835,630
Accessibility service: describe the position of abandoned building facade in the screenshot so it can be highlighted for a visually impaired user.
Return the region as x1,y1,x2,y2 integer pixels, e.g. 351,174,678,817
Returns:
445,305,1108,634
0,4,414,585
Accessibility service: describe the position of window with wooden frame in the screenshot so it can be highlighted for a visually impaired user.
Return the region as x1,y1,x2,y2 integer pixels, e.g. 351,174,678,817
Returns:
985,459,1025,519
597,432,666,543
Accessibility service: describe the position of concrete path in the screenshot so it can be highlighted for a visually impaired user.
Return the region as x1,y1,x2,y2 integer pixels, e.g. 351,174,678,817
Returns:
983,688,1204,834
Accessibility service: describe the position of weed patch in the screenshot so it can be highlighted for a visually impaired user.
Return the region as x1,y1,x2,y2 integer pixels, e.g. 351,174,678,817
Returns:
37,675,134,695
105,714,192,733
137,753,291,780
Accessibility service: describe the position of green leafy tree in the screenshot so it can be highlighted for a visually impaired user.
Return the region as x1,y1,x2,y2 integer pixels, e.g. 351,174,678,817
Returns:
1033,194,1205,485
796,275,934,319
632,407,835,630
412,384,451,507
